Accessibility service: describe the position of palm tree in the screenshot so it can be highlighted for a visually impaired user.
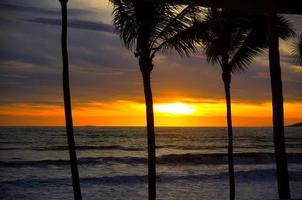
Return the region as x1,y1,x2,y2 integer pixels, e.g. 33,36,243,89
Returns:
110,1,201,199
192,9,295,199
191,9,294,199
267,12,295,199
199,10,294,199
194,9,269,200
59,0,82,199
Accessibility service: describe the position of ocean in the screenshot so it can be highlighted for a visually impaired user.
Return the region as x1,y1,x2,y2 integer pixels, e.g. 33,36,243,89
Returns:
0,127,301,200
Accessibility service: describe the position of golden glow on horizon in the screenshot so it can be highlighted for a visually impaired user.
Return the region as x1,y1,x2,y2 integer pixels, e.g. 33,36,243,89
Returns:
155,103,195,115
0,99,301,126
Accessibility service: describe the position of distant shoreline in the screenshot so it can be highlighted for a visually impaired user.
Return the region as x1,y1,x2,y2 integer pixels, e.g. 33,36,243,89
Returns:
287,122,302,127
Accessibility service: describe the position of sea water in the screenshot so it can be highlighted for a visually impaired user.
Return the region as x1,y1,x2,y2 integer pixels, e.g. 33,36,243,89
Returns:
0,127,301,200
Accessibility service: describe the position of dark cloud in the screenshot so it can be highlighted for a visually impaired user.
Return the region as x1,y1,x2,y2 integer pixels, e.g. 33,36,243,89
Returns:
27,18,114,33
0,3,93,16
0,0,301,107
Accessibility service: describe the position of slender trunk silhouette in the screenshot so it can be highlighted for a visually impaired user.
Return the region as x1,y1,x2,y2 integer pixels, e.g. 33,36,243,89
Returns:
111,4,201,199
222,59,235,200
268,12,290,199
140,57,156,200
59,1,82,199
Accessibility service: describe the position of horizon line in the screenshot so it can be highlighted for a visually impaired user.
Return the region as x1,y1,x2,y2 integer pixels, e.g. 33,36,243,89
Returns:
0,125,280,128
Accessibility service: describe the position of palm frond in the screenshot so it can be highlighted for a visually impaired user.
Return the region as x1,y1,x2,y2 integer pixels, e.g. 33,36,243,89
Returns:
292,34,302,66
152,21,206,56
110,0,138,50
199,9,236,66
298,34,302,66
150,5,202,47
229,29,265,72
276,15,295,40
111,0,203,59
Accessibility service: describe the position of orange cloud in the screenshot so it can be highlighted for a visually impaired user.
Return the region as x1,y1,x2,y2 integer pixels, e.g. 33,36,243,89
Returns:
0,98,301,127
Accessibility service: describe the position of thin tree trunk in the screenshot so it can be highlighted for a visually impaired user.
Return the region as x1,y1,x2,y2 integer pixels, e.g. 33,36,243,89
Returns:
223,71,235,200
142,70,156,200
59,1,82,199
268,12,290,199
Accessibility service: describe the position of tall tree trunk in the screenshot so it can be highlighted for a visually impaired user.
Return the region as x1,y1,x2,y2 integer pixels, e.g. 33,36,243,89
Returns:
141,67,156,200
222,70,235,200
59,1,82,199
268,12,291,199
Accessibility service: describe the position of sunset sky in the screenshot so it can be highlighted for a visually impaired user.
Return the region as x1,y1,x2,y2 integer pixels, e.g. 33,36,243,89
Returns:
0,0,301,126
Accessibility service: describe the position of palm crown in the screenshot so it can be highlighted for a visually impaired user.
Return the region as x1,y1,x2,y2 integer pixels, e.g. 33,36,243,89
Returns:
191,9,294,73
111,0,202,58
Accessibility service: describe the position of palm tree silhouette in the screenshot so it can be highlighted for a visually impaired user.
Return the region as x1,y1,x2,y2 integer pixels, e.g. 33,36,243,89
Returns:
192,10,294,199
194,9,269,200
267,12,295,199
110,1,201,199
59,0,82,199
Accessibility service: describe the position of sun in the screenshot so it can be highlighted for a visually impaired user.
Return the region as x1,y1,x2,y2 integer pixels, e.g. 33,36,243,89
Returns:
154,102,195,115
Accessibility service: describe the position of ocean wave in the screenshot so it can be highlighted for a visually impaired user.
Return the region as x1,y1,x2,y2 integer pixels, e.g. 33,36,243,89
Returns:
1,143,301,152
1,153,301,168
31,145,144,151
0,157,146,168
1,170,302,186
0,144,215,151
157,152,302,165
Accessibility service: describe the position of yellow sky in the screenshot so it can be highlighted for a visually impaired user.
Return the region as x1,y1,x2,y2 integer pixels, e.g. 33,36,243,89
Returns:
1,98,301,126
